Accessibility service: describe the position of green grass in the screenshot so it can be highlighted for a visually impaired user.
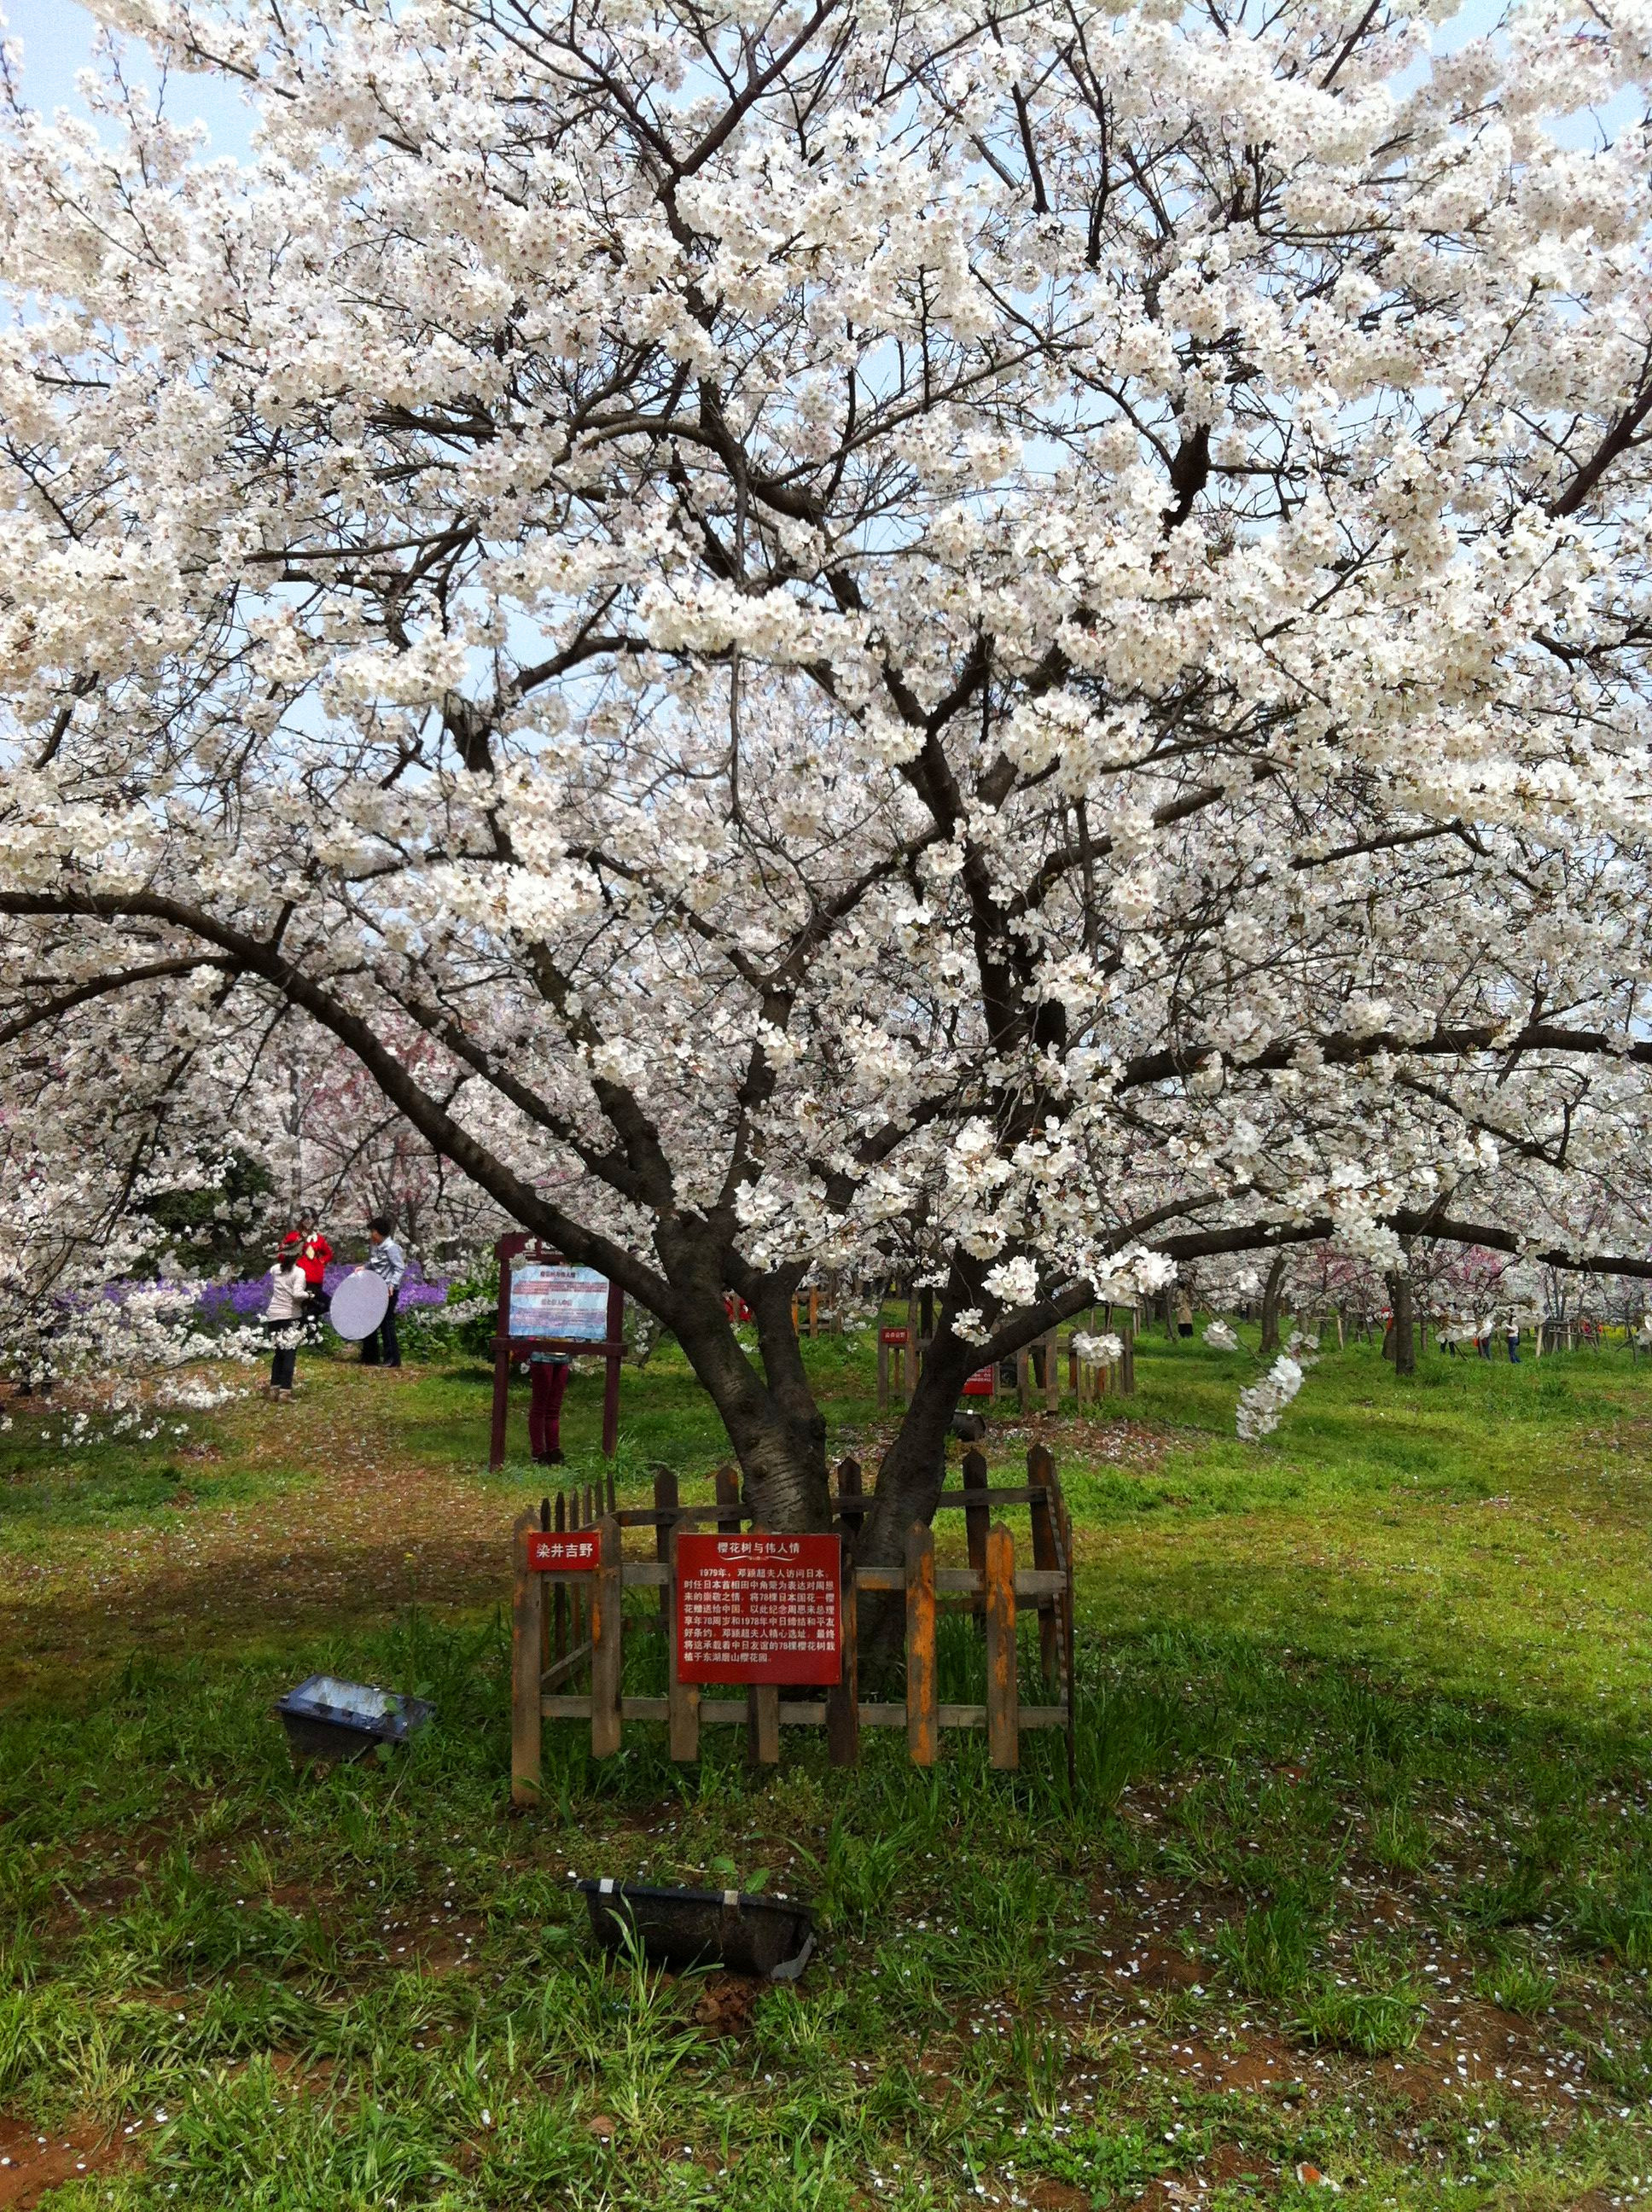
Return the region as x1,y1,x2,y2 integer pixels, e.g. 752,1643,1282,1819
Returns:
3,1327,1652,2205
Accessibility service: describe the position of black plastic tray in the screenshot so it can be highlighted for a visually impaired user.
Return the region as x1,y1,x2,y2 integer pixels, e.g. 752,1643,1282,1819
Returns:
273,1674,434,1766
576,1879,815,1980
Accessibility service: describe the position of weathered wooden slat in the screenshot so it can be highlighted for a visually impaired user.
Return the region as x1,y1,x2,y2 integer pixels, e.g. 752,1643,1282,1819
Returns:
589,1516,622,1759
926,1486,1058,1507
746,1516,783,1767
749,1685,781,1764
836,1454,864,1538
653,1467,677,1636
665,1523,700,1761
603,1483,1056,1531
905,1522,937,1767
539,1496,552,1675
984,1521,1019,1770
826,1544,859,1767
846,1565,1065,1598
715,1464,742,1533
509,1509,543,1804
1028,1443,1060,1688
962,1448,989,1619
538,1641,594,1692
553,1488,569,1661
541,1697,1071,1729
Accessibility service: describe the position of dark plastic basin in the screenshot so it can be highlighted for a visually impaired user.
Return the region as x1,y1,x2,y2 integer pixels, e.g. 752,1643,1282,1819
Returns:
576,1879,816,1980
273,1674,434,1767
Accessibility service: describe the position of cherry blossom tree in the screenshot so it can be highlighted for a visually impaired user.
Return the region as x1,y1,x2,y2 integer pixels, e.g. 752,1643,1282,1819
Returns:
6,0,1652,1550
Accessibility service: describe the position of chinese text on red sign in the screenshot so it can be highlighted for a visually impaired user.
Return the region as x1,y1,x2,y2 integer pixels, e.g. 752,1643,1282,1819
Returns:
526,1530,600,1572
675,1533,842,1685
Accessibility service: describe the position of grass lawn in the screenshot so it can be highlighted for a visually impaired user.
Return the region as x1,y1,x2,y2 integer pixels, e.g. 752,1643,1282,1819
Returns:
3,1325,1652,2209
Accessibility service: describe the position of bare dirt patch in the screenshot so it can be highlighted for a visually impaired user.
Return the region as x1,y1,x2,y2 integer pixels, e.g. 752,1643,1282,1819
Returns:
0,2115,145,2210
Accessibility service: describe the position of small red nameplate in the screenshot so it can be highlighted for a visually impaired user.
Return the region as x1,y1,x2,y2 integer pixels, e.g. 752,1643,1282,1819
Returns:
880,1327,910,1344
526,1531,600,1571
963,1365,996,1396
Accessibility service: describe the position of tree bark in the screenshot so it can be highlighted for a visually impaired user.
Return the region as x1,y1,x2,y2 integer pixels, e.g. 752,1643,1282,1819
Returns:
1259,1253,1288,1353
668,1277,833,1530
1385,1266,1416,1377
858,1330,974,1567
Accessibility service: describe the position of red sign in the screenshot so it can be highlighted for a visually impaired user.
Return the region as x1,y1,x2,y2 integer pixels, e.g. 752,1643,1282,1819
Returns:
526,1530,600,1572
963,1365,997,1397
880,1326,910,1345
676,1534,842,1685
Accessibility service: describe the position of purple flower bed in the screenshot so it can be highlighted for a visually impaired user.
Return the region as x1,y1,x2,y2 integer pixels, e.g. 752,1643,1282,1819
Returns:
108,1261,452,1322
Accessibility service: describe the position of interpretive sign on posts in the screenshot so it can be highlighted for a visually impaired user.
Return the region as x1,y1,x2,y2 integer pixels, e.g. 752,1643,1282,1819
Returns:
526,1530,601,1572
488,1236,626,1469
675,1533,842,1685
509,1262,611,1342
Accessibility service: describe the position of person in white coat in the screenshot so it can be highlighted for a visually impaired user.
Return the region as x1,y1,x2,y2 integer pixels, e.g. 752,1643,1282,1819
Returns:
265,1247,307,1400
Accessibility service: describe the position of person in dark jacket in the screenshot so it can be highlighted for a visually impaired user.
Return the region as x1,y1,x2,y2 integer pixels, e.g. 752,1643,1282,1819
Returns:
359,1216,405,1369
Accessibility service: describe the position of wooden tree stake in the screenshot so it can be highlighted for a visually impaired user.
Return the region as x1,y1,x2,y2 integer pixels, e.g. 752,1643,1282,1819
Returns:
984,1522,1020,1770
962,1447,990,1620
905,1522,938,1766
826,1547,859,1767
590,1514,623,1758
666,1525,700,1761
509,1508,543,1803
1027,1443,1061,1688
653,1464,678,1634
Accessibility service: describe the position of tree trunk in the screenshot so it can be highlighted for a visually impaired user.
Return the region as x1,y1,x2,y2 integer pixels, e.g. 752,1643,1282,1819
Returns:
858,1331,974,1567
1385,1267,1416,1377
666,1275,834,1530
1259,1254,1288,1353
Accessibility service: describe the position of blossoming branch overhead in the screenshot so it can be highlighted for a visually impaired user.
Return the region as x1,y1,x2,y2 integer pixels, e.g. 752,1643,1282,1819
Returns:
3,0,1652,1537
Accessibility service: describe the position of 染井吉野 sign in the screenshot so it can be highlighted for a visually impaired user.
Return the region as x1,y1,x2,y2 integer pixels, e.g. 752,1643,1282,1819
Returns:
675,1533,842,1685
526,1530,601,1572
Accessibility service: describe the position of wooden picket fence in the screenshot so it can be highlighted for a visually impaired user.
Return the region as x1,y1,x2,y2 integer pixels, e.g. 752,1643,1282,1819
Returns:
509,1447,1076,1802
875,1320,1137,1411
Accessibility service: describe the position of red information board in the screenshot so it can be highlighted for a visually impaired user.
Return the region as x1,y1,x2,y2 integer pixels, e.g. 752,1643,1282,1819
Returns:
676,1534,842,1685
963,1364,997,1397
526,1530,601,1572
880,1326,910,1345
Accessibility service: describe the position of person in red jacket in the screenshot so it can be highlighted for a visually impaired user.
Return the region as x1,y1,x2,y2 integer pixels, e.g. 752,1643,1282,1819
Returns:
284,1216,333,1340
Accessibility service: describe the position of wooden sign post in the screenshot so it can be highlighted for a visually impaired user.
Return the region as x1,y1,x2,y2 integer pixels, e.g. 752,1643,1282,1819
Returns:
488,1235,625,1470
876,1326,911,1411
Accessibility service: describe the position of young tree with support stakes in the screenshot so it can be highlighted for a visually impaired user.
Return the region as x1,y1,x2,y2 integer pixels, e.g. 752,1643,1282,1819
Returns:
7,0,1652,1554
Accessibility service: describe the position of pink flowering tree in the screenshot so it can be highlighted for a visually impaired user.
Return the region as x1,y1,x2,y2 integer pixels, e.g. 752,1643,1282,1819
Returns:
5,0,1652,1545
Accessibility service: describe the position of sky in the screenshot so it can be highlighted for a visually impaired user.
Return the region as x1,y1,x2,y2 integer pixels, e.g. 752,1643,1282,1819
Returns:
3,0,254,154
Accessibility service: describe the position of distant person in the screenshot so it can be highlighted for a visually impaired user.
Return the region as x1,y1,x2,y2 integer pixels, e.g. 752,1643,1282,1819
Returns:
286,1214,334,1342
359,1216,405,1369
265,1242,307,1401
1505,1313,1521,1364
1174,1290,1194,1339
528,1348,572,1465
1477,1310,1494,1359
